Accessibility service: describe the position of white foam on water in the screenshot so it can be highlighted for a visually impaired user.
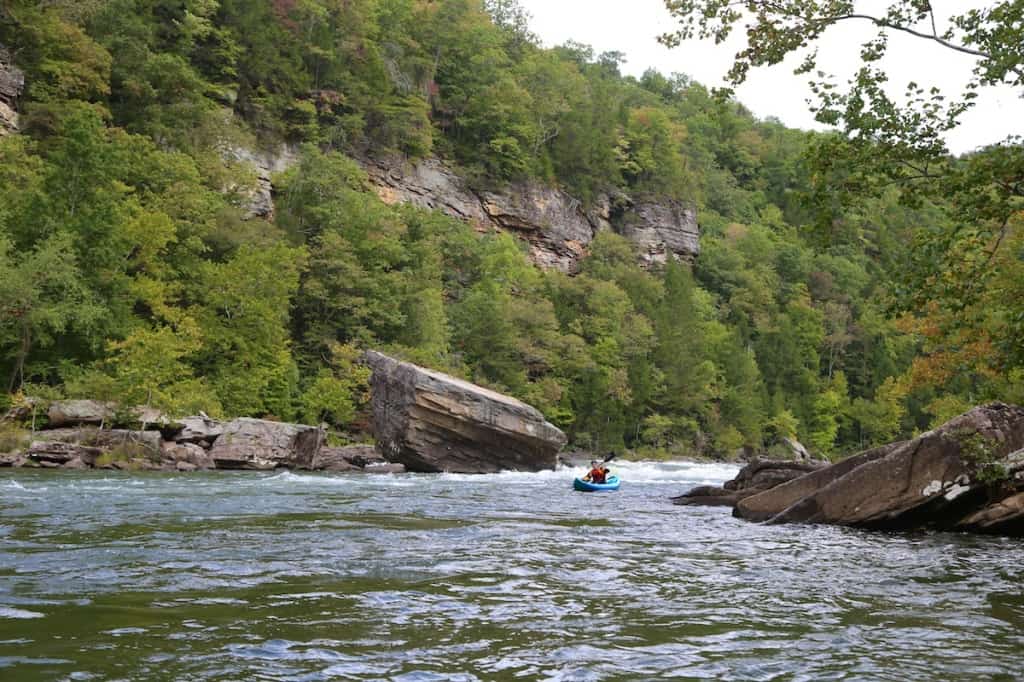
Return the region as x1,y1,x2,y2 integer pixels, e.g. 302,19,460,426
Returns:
0,607,45,619
439,460,739,486
3,479,28,491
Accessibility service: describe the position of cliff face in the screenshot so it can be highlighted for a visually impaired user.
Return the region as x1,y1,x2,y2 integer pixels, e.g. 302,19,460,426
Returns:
233,147,700,272
360,154,700,272
0,48,24,136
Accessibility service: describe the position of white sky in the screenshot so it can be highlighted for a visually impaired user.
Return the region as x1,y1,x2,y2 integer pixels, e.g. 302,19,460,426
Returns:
518,0,1023,154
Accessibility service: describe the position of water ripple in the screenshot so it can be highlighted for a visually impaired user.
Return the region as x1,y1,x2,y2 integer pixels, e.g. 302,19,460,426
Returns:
2,462,1023,680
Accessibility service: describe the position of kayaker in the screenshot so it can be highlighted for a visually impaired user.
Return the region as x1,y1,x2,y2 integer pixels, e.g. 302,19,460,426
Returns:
583,460,607,484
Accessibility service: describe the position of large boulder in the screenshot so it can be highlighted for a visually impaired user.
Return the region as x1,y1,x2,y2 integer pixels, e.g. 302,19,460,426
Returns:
673,459,825,507
365,351,566,473
208,418,323,470
735,441,908,522
719,404,1024,535
46,400,116,428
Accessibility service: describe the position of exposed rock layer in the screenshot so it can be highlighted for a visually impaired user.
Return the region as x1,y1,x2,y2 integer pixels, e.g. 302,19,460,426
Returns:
365,351,566,473
672,459,826,507
359,154,700,272
0,48,23,135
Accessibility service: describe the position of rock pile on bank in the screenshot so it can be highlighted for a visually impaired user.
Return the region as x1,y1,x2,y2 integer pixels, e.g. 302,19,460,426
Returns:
0,401,402,474
677,403,1024,536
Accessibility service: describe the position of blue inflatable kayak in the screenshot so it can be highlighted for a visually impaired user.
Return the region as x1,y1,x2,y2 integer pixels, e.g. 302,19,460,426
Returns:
573,475,620,492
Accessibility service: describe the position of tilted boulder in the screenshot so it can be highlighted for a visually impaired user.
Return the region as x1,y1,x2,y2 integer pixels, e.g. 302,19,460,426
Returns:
735,441,908,522
766,404,1024,530
365,351,566,473
673,459,825,507
208,418,323,470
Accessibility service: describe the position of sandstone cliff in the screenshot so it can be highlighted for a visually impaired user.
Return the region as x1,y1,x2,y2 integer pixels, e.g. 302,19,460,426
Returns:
0,47,24,136
360,154,700,272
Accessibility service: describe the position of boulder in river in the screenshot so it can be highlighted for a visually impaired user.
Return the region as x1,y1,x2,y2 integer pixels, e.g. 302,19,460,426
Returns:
673,459,825,507
365,351,567,473
208,418,323,470
708,403,1024,536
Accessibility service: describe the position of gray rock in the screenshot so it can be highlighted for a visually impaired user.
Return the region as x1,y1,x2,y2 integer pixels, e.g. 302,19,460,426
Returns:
312,444,376,472
673,459,825,507
209,418,323,470
27,441,104,466
46,400,117,428
478,183,594,272
175,461,198,472
746,404,1024,532
226,144,300,220
735,442,907,522
619,199,700,267
170,416,224,444
358,155,700,272
36,428,162,455
63,457,89,470
0,48,23,135
366,351,566,473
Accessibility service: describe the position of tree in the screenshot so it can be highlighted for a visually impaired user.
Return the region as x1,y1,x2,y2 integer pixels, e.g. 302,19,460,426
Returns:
661,1,1024,328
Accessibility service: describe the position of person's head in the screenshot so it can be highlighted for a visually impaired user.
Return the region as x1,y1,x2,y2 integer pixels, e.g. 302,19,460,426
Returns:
590,460,600,469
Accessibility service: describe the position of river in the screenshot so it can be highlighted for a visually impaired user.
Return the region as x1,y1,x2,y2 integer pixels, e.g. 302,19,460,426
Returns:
1,461,1023,680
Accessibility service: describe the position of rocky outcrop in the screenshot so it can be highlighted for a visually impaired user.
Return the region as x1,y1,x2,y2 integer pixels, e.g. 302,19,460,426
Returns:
47,400,117,428
208,418,323,470
0,48,23,136
227,144,299,220
735,441,907,522
691,404,1024,536
620,200,700,267
26,441,104,466
672,459,826,507
310,444,407,473
359,154,699,272
365,351,566,473
166,415,224,445
36,427,162,455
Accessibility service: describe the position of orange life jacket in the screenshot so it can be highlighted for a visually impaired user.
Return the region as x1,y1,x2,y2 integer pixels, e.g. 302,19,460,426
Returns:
589,467,606,484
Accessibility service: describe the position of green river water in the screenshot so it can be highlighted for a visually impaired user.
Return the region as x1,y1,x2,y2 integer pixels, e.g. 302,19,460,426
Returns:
1,461,1023,680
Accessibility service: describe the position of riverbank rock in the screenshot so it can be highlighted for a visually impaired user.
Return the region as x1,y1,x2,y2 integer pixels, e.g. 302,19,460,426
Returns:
208,418,324,470
39,428,162,455
672,459,825,507
365,351,566,473
26,441,104,466
703,404,1024,536
735,441,908,522
46,400,117,428
166,415,223,445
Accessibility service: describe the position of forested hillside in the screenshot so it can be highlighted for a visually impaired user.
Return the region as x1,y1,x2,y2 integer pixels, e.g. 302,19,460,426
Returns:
0,0,1019,458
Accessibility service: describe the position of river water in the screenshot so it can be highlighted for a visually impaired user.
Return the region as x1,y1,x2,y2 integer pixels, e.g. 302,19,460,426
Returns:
1,461,1022,681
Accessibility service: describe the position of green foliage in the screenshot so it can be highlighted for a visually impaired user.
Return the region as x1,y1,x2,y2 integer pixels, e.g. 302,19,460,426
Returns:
1,0,1008,460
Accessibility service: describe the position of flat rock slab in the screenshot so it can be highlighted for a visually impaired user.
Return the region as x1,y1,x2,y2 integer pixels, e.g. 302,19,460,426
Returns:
366,351,566,473
47,400,116,428
209,418,323,470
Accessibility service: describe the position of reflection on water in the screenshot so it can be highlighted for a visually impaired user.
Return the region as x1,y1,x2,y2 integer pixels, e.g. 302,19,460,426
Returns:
1,461,1023,680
